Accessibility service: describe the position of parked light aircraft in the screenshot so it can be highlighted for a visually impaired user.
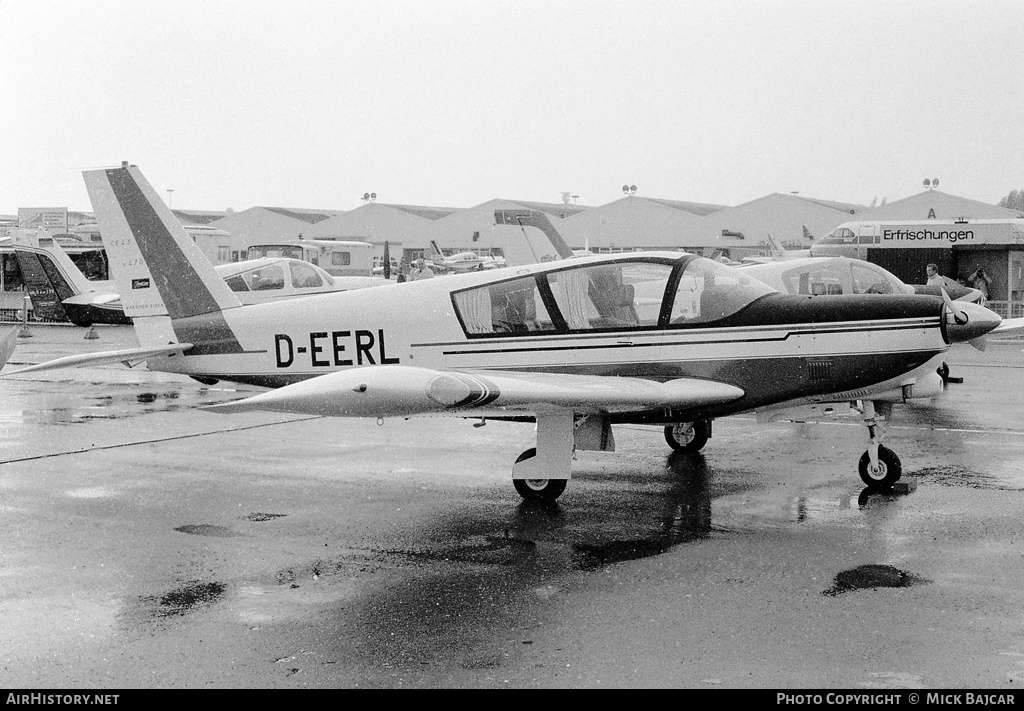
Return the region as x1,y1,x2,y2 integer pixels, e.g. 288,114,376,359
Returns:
1,164,1004,502
9,229,131,326
9,229,388,326
427,240,503,272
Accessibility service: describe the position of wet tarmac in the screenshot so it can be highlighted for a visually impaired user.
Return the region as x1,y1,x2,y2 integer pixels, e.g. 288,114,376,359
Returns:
3,325,1024,688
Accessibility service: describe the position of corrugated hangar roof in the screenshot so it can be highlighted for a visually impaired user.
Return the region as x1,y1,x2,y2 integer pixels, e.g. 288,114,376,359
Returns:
171,209,230,225
853,190,1024,221
495,199,590,218
378,204,460,220
644,197,728,216
262,207,344,224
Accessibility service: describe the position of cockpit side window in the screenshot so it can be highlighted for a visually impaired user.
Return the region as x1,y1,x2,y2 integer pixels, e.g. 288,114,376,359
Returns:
545,262,673,330
451,259,676,337
669,257,775,324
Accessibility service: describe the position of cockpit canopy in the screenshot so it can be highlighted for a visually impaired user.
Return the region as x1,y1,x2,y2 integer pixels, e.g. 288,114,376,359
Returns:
451,255,776,336
219,258,335,293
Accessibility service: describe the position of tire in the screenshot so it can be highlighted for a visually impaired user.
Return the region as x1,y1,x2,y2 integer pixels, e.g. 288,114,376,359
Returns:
664,420,710,452
512,448,567,502
858,444,902,489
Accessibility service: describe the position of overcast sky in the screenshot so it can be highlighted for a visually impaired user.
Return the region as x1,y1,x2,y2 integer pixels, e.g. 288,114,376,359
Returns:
2,0,1023,215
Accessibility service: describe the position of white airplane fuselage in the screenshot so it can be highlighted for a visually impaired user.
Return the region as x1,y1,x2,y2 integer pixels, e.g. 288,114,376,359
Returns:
145,254,960,423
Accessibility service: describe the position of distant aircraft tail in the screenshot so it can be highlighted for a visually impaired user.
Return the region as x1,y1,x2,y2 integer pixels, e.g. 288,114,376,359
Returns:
802,225,814,242
83,162,243,351
493,210,574,266
764,232,787,257
9,229,128,326
9,230,74,322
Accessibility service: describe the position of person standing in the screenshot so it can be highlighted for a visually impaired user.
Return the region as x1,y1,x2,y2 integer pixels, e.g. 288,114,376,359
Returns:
968,267,992,302
926,263,944,286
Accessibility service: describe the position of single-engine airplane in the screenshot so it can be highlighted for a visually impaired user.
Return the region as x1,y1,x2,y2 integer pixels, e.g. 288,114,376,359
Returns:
9,228,389,326
10,229,131,326
1,163,1004,502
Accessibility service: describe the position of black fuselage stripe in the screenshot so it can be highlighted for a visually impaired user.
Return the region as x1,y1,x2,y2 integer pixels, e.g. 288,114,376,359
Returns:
411,321,940,349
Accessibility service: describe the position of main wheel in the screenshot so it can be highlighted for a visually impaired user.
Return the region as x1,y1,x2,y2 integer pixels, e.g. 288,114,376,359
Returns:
664,420,710,452
858,444,902,489
512,448,567,502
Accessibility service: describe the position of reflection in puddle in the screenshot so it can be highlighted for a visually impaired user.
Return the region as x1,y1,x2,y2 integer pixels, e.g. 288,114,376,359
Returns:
823,564,929,597
5,384,220,426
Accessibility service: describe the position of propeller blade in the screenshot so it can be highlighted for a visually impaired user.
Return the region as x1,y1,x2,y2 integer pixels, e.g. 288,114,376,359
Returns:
969,336,988,352
942,288,968,325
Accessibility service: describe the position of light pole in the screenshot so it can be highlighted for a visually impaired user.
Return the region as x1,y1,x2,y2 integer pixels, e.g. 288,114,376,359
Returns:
167,189,174,208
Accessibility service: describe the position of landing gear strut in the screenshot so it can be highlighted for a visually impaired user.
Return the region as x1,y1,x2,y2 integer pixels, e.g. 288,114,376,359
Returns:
512,413,573,502
664,420,711,452
856,400,902,489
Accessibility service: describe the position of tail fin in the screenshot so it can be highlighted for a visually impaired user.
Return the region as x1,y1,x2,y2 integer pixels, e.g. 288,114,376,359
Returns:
84,163,243,351
493,210,574,265
764,232,787,257
9,230,74,322
802,225,814,242
429,240,444,258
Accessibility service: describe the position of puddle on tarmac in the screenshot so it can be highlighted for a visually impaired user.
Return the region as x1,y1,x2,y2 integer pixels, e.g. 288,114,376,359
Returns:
174,523,243,537
242,512,287,522
571,539,672,570
382,535,538,568
911,464,1023,491
145,581,227,617
275,551,386,585
823,564,930,597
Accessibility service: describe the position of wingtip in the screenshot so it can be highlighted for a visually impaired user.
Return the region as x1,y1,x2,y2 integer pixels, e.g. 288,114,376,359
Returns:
0,326,19,371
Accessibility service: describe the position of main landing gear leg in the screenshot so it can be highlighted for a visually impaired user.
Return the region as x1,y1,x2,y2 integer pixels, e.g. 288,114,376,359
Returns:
512,412,573,502
856,400,902,489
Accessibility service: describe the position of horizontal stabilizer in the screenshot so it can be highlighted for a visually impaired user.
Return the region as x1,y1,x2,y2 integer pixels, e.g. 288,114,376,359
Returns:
62,292,122,306
1,343,193,377
204,365,745,418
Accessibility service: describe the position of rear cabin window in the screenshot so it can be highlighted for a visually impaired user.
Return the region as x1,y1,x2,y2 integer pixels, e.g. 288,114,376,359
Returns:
290,261,324,289
331,252,351,266
453,276,555,335
240,264,285,291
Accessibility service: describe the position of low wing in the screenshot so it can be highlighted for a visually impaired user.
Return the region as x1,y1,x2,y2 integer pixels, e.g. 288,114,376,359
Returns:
0,343,193,377
203,365,745,418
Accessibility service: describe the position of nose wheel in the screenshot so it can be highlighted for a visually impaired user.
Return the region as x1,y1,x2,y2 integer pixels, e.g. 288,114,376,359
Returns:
858,444,902,489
